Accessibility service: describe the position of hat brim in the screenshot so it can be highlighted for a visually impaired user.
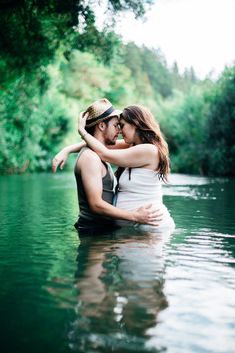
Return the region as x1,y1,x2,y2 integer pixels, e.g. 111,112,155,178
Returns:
86,109,122,127
107,109,122,118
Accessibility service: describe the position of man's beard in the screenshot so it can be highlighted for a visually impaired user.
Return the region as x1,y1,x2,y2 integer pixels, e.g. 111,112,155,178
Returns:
105,138,116,145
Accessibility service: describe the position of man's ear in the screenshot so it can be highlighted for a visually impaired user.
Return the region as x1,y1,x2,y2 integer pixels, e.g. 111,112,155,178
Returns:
97,121,106,131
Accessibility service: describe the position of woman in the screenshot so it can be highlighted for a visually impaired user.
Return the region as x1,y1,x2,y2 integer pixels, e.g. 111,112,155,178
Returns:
77,105,175,233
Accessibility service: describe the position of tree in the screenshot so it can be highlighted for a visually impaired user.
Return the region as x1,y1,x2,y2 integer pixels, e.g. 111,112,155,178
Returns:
140,46,173,98
0,0,154,72
159,88,208,174
0,73,70,174
203,66,235,176
0,0,154,174
122,43,172,99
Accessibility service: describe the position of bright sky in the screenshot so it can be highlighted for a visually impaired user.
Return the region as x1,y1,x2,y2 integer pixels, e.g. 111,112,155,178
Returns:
97,0,235,78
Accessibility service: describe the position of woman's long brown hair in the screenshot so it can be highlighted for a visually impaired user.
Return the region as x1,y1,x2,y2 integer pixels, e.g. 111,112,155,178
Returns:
120,105,170,182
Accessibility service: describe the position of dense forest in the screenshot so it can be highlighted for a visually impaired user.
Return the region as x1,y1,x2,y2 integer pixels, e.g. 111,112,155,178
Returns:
0,0,234,176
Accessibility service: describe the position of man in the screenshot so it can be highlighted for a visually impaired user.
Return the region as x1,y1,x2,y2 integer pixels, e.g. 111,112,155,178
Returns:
52,98,161,232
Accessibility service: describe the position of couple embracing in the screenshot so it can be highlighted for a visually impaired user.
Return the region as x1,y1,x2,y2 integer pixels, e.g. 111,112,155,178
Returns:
52,98,175,235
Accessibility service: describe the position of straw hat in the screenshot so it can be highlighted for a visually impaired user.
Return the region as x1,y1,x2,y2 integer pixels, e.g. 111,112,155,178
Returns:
84,98,122,128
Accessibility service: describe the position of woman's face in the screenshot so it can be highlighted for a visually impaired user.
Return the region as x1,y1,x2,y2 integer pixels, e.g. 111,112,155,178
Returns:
119,118,137,144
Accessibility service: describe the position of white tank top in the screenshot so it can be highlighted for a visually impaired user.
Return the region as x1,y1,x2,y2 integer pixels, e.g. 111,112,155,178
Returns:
116,168,163,208
116,168,175,232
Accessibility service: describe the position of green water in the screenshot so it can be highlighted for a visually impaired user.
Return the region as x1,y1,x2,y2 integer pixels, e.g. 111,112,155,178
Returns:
0,173,235,353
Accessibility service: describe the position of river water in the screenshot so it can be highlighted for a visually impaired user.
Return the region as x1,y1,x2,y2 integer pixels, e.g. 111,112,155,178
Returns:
0,173,234,353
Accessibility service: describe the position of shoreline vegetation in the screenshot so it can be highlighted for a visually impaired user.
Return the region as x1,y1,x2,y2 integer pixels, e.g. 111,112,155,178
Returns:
0,0,234,176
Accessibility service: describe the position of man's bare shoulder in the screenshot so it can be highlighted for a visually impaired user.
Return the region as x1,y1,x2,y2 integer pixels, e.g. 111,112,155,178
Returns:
80,148,102,162
75,149,102,171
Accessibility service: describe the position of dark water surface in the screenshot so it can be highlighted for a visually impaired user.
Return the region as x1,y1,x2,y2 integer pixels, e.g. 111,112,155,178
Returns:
0,173,235,353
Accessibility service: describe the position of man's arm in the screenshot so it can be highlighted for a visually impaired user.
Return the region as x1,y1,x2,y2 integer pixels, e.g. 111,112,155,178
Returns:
79,150,161,225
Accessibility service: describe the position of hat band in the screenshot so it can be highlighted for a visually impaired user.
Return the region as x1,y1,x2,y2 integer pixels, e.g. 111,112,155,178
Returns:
87,106,115,125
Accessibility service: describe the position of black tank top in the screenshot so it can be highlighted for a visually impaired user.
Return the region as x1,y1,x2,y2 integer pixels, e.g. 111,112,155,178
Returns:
74,147,116,229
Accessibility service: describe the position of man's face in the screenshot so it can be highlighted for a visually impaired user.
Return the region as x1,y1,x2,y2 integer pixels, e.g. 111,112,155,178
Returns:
103,116,120,145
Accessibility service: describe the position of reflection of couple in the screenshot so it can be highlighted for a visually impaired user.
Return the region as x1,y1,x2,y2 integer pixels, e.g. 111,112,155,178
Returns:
52,98,175,234
69,232,169,352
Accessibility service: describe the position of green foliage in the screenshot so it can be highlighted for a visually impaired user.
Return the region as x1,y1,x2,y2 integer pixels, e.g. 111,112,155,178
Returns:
60,50,111,101
60,50,135,107
108,0,154,17
1,0,234,177
0,0,79,71
171,62,199,93
202,66,235,176
158,66,235,176
140,47,173,98
0,0,152,71
122,43,173,99
77,26,123,65
0,73,70,174
122,43,154,99
0,0,155,174
159,88,208,174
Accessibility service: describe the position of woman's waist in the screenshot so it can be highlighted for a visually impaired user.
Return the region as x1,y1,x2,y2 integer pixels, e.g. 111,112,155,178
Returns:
116,194,163,209
116,211,175,230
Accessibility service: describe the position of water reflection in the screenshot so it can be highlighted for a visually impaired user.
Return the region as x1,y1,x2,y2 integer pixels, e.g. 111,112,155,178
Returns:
1,173,235,353
69,230,172,352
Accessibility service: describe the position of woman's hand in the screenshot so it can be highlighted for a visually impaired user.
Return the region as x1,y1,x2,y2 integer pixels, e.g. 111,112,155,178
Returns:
52,149,69,173
78,111,89,136
51,142,87,172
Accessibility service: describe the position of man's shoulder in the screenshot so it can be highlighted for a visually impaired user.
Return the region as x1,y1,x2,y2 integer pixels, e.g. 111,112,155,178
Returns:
75,149,102,171
80,148,101,162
